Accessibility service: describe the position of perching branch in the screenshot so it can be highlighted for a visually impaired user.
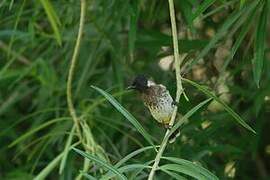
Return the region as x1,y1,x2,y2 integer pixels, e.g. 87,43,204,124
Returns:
147,0,186,179
66,0,86,141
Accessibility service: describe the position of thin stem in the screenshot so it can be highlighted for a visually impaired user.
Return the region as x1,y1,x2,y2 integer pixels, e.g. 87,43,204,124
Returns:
147,0,186,179
66,0,86,141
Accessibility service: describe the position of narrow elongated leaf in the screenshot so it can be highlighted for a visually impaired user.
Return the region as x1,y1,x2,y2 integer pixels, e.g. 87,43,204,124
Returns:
8,117,69,148
182,78,256,134
80,171,98,180
101,164,151,180
34,152,63,180
202,1,236,20
159,164,207,180
254,2,268,87
101,146,154,179
72,148,127,180
59,125,75,174
7,0,26,58
91,86,155,149
128,2,138,59
39,0,62,45
192,0,216,20
136,29,208,52
162,169,188,180
222,6,257,72
169,98,212,137
179,1,196,33
114,146,154,168
189,0,259,69
34,143,79,180
162,157,219,180
0,108,61,137
240,0,246,8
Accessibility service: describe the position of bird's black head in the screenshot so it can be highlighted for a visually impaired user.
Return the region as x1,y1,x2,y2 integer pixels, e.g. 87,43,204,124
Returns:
127,75,148,92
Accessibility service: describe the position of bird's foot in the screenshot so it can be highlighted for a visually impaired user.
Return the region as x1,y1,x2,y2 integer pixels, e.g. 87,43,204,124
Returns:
171,101,178,106
164,124,172,130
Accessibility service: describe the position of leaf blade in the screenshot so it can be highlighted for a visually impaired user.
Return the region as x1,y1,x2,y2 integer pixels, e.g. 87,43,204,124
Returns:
72,148,127,180
169,98,212,137
8,117,69,148
254,2,268,87
59,125,76,174
182,78,256,134
91,86,155,149
188,0,259,69
159,163,208,180
162,157,219,180
192,0,216,21
39,0,62,45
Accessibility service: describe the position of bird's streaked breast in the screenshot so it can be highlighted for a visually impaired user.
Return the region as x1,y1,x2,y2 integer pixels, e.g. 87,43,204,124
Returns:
141,84,174,124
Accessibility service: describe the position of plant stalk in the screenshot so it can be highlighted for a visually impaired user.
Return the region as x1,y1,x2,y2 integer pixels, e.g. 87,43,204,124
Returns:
66,0,86,141
147,0,185,179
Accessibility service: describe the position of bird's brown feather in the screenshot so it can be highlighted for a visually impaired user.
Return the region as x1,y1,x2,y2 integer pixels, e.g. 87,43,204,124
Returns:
140,84,174,125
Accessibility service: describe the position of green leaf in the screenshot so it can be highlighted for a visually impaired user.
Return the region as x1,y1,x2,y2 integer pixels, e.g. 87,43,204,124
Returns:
101,146,154,180
254,2,268,87
222,6,257,72
101,146,154,179
0,108,60,138
188,0,259,69
192,0,216,21
128,2,139,59
168,98,212,137
72,148,127,180
136,29,208,52
8,117,69,148
201,1,236,20
240,0,246,9
39,0,62,45
80,171,98,180
179,1,196,33
182,78,256,134
34,143,79,180
114,146,154,168
129,160,155,179
59,125,75,174
101,164,151,180
91,85,156,149
34,152,63,180
159,163,207,180
162,169,188,180
162,157,219,180
7,0,26,58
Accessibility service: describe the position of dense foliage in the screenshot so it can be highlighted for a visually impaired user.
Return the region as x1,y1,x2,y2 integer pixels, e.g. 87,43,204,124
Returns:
0,0,269,179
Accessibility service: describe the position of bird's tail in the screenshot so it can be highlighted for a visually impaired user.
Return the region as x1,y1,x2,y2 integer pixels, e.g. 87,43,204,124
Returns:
168,129,180,144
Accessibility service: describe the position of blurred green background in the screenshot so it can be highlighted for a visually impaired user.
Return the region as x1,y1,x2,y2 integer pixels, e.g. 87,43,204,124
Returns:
0,0,269,179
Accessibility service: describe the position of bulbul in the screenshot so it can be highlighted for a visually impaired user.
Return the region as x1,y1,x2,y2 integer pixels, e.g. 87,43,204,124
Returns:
128,75,180,143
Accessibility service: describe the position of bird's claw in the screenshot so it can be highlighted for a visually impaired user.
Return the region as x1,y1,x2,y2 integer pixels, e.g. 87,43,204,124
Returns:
172,101,177,106
164,124,172,129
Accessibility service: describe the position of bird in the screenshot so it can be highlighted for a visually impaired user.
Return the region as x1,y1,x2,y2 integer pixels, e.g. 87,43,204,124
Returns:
127,74,180,143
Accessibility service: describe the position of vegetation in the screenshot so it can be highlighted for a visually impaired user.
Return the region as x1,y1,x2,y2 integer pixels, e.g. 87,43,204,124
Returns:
0,0,269,179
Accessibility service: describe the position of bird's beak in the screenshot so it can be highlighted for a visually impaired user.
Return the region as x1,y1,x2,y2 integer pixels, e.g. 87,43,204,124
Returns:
126,85,136,90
